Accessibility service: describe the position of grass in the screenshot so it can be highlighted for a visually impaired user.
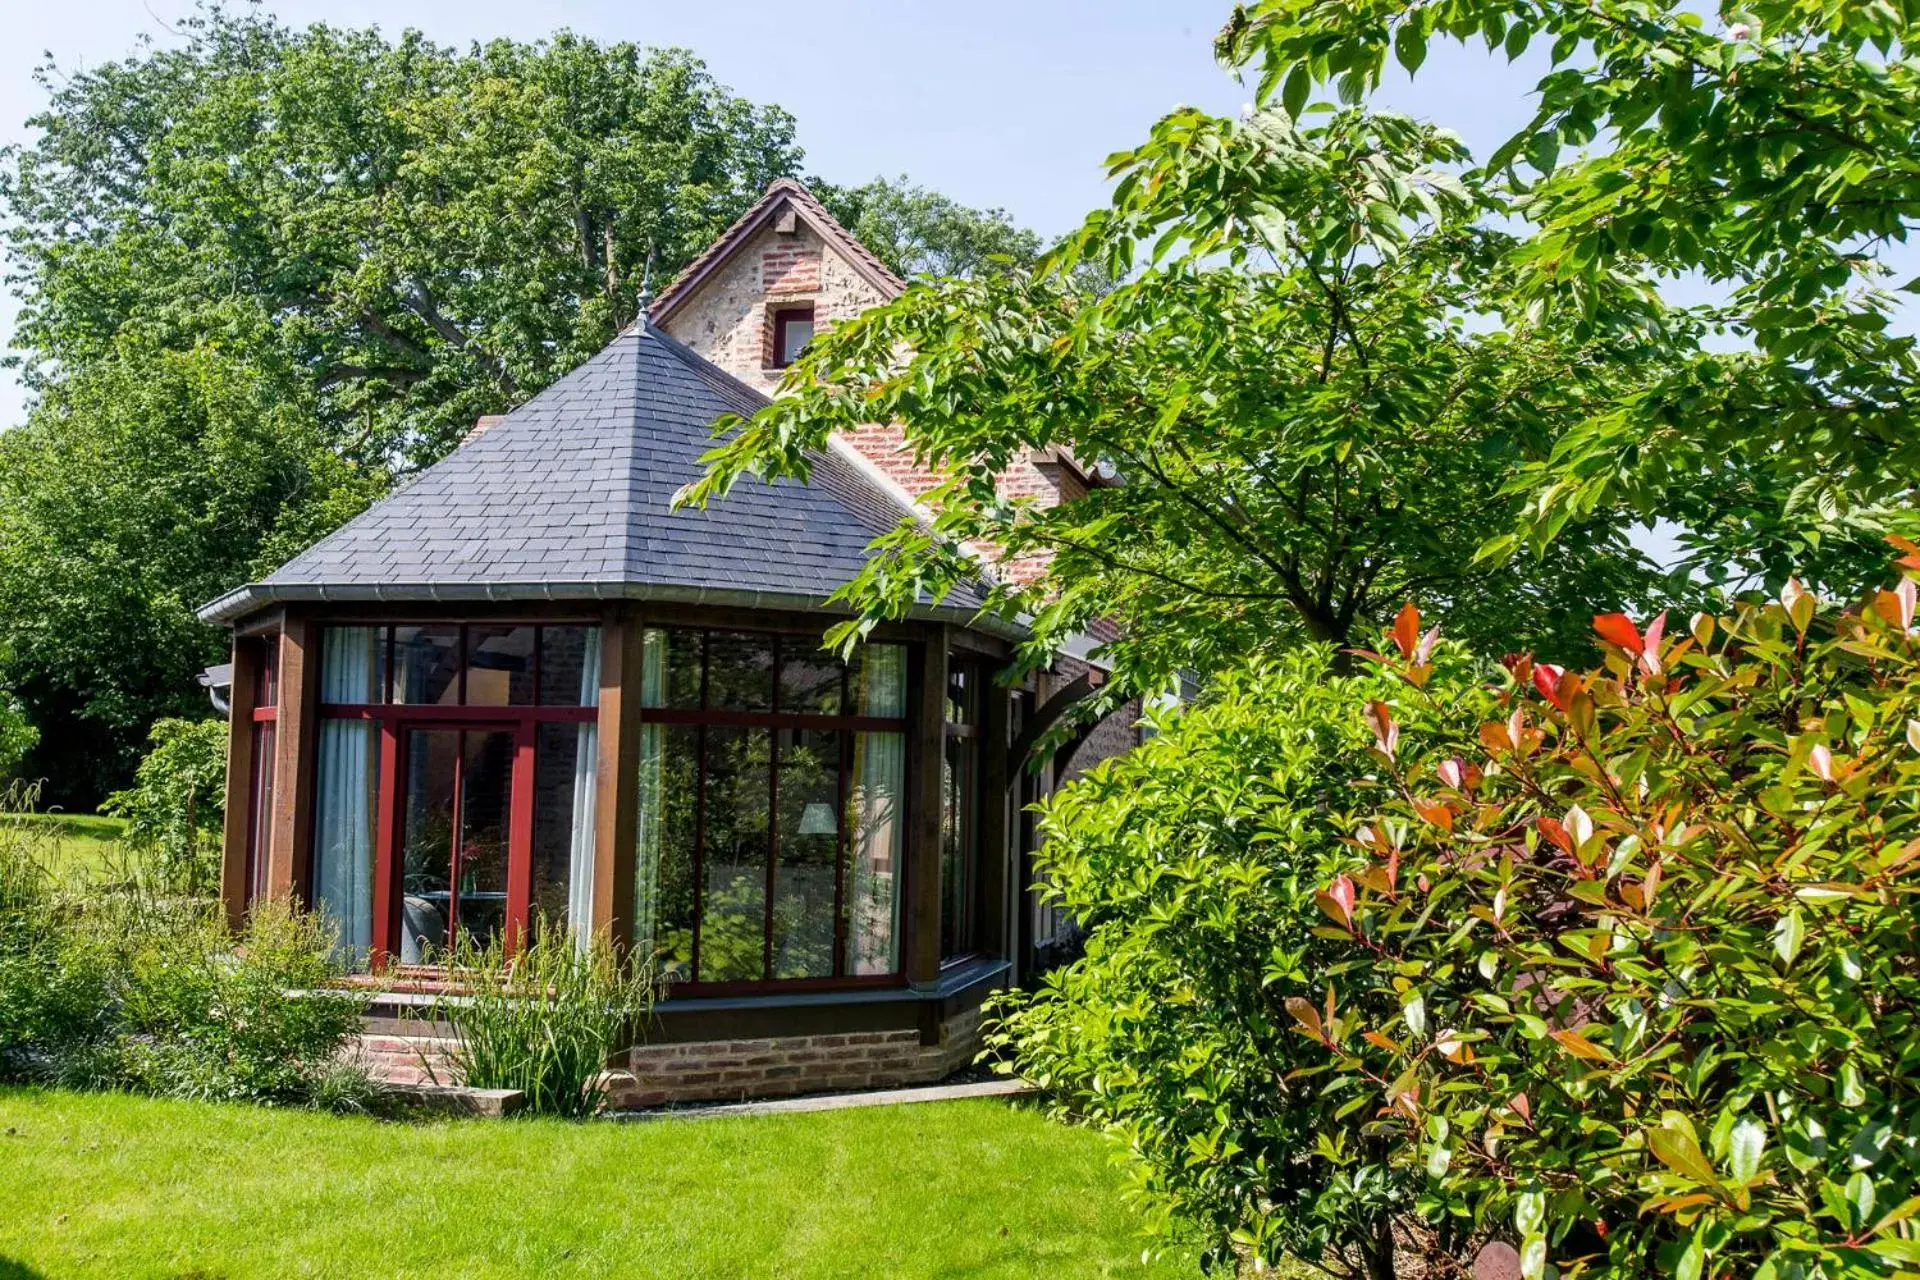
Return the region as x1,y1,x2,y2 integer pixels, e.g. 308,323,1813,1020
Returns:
0,1088,1199,1279
9,812,127,876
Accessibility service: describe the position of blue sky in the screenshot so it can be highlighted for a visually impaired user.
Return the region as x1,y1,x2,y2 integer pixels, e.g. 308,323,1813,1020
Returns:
0,0,1552,428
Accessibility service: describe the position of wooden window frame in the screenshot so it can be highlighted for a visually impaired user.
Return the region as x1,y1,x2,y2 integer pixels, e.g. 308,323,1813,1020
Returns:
312,622,600,967
769,304,816,370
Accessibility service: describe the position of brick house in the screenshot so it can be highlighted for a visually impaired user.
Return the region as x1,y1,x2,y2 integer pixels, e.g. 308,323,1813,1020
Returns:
199,179,1134,1105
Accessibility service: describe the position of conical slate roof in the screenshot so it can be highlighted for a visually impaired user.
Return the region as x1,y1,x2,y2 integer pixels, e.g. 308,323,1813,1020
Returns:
197,322,992,627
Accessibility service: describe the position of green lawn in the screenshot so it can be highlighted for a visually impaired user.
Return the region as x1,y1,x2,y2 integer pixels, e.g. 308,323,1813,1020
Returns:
8,813,128,877
0,1088,1198,1279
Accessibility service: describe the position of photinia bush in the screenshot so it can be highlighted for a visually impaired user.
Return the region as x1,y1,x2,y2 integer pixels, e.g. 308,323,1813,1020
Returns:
1310,560,1920,1278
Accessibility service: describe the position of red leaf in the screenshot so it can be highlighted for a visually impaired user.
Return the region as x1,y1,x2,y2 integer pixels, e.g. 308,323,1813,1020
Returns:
1593,612,1643,655
1414,624,1441,665
1535,815,1571,852
1284,996,1327,1044
1366,701,1398,759
1328,874,1356,918
1508,1092,1532,1124
1532,662,1568,708
1391,602,1421,660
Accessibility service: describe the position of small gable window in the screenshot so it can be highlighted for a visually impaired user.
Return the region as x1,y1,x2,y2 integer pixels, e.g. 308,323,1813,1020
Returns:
771,304,815,368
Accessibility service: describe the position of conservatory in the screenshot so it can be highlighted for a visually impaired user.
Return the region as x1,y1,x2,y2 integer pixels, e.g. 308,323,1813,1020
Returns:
199,314,1109,1102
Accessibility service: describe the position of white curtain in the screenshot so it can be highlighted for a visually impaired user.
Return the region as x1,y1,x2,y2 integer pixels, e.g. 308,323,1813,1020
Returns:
848,645,906,975
312,627,379,964
566,628,602,949
632,629,667,956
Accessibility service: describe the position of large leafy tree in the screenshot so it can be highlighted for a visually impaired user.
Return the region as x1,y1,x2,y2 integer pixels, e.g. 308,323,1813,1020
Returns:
814,175,1047,279
0,339,376,804
687,106,1684,705
2,7,804,466
1217,0,1920,596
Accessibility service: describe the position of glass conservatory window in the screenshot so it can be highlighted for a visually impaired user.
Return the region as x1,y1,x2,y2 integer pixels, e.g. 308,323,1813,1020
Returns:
634,628,909,989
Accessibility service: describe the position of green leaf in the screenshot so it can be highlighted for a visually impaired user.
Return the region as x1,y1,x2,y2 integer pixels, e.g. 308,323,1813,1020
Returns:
1727,1118,1766,1185
1651,1118,1723,1188
1394,23,1427,73
1848,1173,1877,1229
1772,911,1805,965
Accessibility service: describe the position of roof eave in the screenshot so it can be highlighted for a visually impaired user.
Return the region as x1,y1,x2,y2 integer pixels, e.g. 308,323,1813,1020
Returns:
195,580,1026,642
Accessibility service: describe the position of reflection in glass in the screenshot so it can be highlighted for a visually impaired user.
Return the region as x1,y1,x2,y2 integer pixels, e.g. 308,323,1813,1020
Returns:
663,629,704,709
457,730,514,948
530,723,597,938
646,725,700,983
779,641,843,715
539,626,598,706
399,729,459,962
247,722,276,904
392,626,460,705
465,626,535,706
774,728,839,979
847,730,904,975
701,726,769,981
941,730,978,960
706,632,774,712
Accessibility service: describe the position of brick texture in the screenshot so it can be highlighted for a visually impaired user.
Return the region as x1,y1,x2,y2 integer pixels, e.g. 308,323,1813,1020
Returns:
349,1006,984,1109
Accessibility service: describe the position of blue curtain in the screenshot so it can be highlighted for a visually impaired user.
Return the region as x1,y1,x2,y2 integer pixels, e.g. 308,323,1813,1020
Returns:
312,627,378,963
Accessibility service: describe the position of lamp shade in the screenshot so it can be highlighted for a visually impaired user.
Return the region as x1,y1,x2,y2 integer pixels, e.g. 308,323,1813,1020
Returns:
797,802,837,836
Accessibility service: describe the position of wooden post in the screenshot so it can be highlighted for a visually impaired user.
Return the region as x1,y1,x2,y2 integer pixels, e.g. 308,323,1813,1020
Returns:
592,612,642,952
219,638,260,929
978,672,1011,963
906,627,948,984
267,614,320,902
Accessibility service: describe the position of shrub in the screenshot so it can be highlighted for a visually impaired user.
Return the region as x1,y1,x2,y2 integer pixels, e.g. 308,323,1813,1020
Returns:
1301,577,1920,1278
1,787,367,1107
983,648,1493,1278
80,895,367,1104
103,717,227,892
0,785,112,1073
428,922,654,1117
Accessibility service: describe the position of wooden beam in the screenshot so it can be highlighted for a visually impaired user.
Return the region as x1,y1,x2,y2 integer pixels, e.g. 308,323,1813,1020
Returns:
906,627,948,984
267,615,320,902
592,613,643,951
219,637,259,929
1008,670,1097,765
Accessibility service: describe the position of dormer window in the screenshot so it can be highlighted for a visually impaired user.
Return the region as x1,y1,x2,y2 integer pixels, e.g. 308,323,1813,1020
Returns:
772,304,815,368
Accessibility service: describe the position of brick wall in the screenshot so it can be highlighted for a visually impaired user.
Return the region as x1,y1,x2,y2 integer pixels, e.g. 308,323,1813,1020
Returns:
350,1005,983,1109
659,219,888,399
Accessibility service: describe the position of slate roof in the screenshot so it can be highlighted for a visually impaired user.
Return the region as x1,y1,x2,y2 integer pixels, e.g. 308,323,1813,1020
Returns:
196,320,996,628
649,178,905,325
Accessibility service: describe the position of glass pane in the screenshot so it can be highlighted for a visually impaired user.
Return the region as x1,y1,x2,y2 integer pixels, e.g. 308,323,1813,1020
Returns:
700,725,769,982
392,625,460,706
455,730,515,950
646,725,699,983
466,626,535,706
946,662,976,725
540,626,600,707
779,638,844,716
256,641,279,708
399,729,459,962
851,645,907,719
318,626,384,705
532,723,595,939
707,632,774,712
940,732,978,959
773,728,840,979
247,723,276,903
312,719,379,963
664,630,703,709
779,312,814,365
847,730,904,976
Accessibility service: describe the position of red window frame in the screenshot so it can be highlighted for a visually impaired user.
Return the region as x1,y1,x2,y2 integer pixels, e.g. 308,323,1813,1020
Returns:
641,626,913,996
770,304,815,369
313,622,600,967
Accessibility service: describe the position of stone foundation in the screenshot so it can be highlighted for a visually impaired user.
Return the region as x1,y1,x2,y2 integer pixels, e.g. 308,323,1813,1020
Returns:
351,1005,984,1109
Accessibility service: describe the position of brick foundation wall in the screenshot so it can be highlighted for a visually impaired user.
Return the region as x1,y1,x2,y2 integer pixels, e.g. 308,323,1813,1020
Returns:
350,1005,983,1109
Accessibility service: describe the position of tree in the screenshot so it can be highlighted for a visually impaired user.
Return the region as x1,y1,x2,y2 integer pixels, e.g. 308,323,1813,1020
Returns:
1217,0,1920,599
812,175,1047,279
0,339,375,805
687,106,1685,706
2,7,805,466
